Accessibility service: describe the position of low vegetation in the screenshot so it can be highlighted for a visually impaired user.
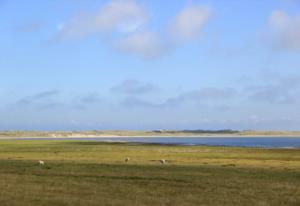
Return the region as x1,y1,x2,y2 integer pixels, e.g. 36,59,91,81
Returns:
0,140,299,205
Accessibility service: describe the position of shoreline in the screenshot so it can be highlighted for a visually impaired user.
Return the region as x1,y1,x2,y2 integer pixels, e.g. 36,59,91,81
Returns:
1,134,300,139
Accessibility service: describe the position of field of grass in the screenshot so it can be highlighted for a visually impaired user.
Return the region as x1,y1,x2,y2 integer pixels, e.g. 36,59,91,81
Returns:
0,140,299,205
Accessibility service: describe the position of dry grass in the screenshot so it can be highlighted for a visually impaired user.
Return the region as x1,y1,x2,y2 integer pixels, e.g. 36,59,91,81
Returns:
0,140,299,206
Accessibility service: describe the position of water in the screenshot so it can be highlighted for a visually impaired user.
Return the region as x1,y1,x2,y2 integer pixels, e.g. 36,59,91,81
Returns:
16,137,300,148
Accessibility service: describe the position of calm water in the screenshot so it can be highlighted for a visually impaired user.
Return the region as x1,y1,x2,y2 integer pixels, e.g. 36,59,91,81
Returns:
17,137,300,148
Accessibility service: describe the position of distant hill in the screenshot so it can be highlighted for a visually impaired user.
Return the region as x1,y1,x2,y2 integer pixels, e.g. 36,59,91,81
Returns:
153,129,239,134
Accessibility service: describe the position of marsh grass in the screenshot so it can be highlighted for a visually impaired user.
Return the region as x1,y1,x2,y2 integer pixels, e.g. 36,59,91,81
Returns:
0,140,299,205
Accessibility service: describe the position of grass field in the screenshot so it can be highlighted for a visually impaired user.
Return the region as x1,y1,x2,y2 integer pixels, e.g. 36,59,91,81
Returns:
0,140,299,205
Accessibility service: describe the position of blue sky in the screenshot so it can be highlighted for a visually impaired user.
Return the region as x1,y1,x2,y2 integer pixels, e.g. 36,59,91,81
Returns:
1,0,300,130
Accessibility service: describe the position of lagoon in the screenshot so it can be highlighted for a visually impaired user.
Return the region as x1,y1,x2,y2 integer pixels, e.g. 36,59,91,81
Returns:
15,137,300,148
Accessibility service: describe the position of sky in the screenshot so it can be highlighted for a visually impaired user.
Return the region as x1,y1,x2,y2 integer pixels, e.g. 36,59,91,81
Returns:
1,0,300,131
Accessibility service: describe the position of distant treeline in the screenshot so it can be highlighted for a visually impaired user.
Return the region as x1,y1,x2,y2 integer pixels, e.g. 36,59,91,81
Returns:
152,129,239,134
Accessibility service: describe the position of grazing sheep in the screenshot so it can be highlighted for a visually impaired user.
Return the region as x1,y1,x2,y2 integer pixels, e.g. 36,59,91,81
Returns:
125,157,130,162
38,160,44,166
160,159,166,164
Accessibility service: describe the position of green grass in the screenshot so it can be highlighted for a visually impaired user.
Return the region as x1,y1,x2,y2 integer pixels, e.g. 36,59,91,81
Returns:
0,140,300,206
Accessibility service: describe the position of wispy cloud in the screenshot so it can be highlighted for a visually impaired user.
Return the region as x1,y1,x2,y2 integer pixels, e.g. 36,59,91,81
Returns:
169,5,212,41
268,10,300,51
17,90,60,105
80,92,103,104
13,91,106,111
120,96,160,108
114,31,167,59
7,90,64,112
165,87,237,106
247,74,300,104
55,1,212,59
56,0,148,40
111,79,157,95
67,93,105,111
114,3,212,58
184,87,236,100
117,86,236,109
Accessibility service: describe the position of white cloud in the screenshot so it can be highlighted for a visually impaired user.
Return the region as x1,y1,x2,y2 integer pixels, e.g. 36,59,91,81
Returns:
57,0,148,39
169,5,212,41
115,4,212,58
115,31,166,58
55,1,212,59
269,10,300,51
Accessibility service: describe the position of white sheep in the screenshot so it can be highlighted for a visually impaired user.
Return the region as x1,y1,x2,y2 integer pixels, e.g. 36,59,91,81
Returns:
160,159,166,164
125,157,130,162
38,160,44,166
